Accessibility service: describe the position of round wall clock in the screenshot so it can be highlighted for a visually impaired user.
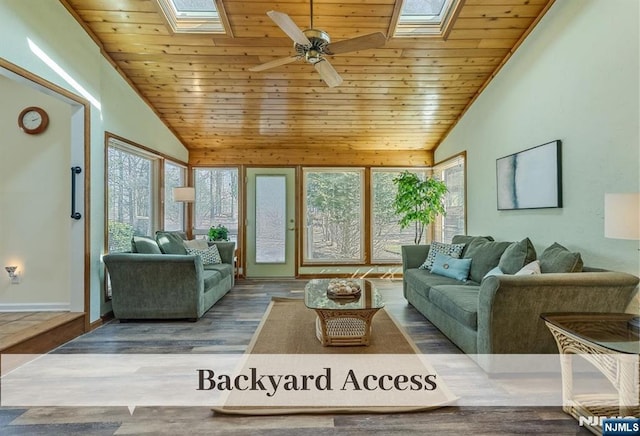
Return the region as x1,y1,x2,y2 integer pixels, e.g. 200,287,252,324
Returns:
18,106,49,134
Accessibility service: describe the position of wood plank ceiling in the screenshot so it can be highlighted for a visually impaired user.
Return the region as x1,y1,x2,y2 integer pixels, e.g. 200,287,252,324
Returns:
61,0,554,166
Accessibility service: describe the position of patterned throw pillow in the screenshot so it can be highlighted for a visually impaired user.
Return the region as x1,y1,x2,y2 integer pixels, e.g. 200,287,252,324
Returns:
186,244,222,265
419,242,466,270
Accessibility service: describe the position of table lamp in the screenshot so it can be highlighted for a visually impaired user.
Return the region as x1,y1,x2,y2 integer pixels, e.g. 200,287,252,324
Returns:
604,193,640,330
173,187,195,203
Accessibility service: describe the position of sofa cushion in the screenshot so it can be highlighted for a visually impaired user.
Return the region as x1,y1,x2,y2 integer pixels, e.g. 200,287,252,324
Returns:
186,244,222,265
452,235,494,257
202,270,222,290
131,236,162,254
539,242,583,273
419,241,465,270
156,231,188,255
498,237,537,274
203,263,233,277
405,268,470,300
429,285,480,330
463,238,512,283
431,253,472,282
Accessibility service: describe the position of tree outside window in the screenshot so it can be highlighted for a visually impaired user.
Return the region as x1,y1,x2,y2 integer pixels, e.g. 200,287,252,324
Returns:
193,168,239,241
371,169,429,262
107,146,155,252
303,169,364,263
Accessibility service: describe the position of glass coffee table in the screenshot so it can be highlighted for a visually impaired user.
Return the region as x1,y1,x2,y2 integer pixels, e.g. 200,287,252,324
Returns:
304,278,384,346
541,312,640,435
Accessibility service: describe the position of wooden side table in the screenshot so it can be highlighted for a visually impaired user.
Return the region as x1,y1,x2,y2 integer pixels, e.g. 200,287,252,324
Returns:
542,313,640,435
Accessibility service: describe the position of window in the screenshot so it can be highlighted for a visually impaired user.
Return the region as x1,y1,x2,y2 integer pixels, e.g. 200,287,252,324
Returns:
107,139,160,253
193,168,239,241
164,161,187,231
371,169,429,262
156,0,229,34
393,0,461,37
432,153,466,243
303,168,365,263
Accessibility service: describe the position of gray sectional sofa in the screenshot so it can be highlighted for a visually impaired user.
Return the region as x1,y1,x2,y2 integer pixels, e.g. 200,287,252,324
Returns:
402,235,639,361
103,231,234,321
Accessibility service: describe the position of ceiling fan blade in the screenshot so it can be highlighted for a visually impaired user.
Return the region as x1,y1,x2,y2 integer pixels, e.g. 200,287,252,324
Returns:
266,10,311,46
249,56,300,72
314,59,343,88
324,32,387,56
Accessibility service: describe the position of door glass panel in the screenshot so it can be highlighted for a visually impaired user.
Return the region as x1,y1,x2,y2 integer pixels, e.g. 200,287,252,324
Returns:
255,175,286,263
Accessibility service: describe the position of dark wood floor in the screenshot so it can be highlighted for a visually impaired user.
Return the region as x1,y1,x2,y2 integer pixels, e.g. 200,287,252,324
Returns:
0,279,591,435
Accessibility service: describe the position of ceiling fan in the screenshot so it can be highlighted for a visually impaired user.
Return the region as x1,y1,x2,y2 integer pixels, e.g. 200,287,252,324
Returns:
249,0,387,87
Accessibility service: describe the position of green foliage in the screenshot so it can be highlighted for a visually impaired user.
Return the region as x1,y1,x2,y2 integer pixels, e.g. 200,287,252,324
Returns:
108,220,135,252
208,224,229,241
306,171,362,259
392,171,447,244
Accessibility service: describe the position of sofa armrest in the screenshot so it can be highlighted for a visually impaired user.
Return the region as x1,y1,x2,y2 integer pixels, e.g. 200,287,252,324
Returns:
401,245,430,272
103,253,205,319
477,272,639,354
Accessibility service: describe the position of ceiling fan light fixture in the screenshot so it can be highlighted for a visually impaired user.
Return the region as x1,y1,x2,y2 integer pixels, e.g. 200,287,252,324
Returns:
305,49,321,64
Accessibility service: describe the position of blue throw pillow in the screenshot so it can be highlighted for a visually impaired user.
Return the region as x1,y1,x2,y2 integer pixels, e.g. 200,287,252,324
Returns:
431,252,472,282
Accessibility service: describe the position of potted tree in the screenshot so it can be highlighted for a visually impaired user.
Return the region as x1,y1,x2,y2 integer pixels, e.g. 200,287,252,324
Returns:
208,224,229,241
392,171,447,244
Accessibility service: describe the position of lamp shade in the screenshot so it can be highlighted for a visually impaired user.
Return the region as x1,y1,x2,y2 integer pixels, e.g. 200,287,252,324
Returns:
604,193,640,240
173,187,195,203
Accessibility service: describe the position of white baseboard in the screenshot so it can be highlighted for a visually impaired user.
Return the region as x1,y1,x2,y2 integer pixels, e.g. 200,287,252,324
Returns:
0,303,71,312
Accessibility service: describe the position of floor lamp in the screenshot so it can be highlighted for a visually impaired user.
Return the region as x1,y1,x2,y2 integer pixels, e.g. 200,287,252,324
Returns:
604,193,640,329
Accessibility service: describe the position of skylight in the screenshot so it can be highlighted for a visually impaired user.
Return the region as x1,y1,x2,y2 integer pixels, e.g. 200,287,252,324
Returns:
157,0,228,34
393,0,461,37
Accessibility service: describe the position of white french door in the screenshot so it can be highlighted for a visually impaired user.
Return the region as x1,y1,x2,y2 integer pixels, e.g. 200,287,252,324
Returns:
245,168,296,277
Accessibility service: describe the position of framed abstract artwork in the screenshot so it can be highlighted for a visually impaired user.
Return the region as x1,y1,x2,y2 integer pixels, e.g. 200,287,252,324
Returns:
496,140,562,210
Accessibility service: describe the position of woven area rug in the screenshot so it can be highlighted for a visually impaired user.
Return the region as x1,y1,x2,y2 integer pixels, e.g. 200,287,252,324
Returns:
212,297,457,415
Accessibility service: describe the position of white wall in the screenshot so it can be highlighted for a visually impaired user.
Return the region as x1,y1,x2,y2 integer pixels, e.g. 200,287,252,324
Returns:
436,0,640,278
0,77,73,308
0,0,188,321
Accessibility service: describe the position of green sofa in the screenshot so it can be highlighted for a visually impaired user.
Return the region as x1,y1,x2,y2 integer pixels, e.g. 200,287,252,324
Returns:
103,232,234,321
402,235,639,362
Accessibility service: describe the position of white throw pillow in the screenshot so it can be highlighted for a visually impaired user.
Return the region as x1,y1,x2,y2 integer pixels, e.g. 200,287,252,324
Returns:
515,260,541,276
184,239,209,250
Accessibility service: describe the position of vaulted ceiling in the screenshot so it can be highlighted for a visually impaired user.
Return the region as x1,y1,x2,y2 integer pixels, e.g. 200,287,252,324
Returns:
61,0,554,165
